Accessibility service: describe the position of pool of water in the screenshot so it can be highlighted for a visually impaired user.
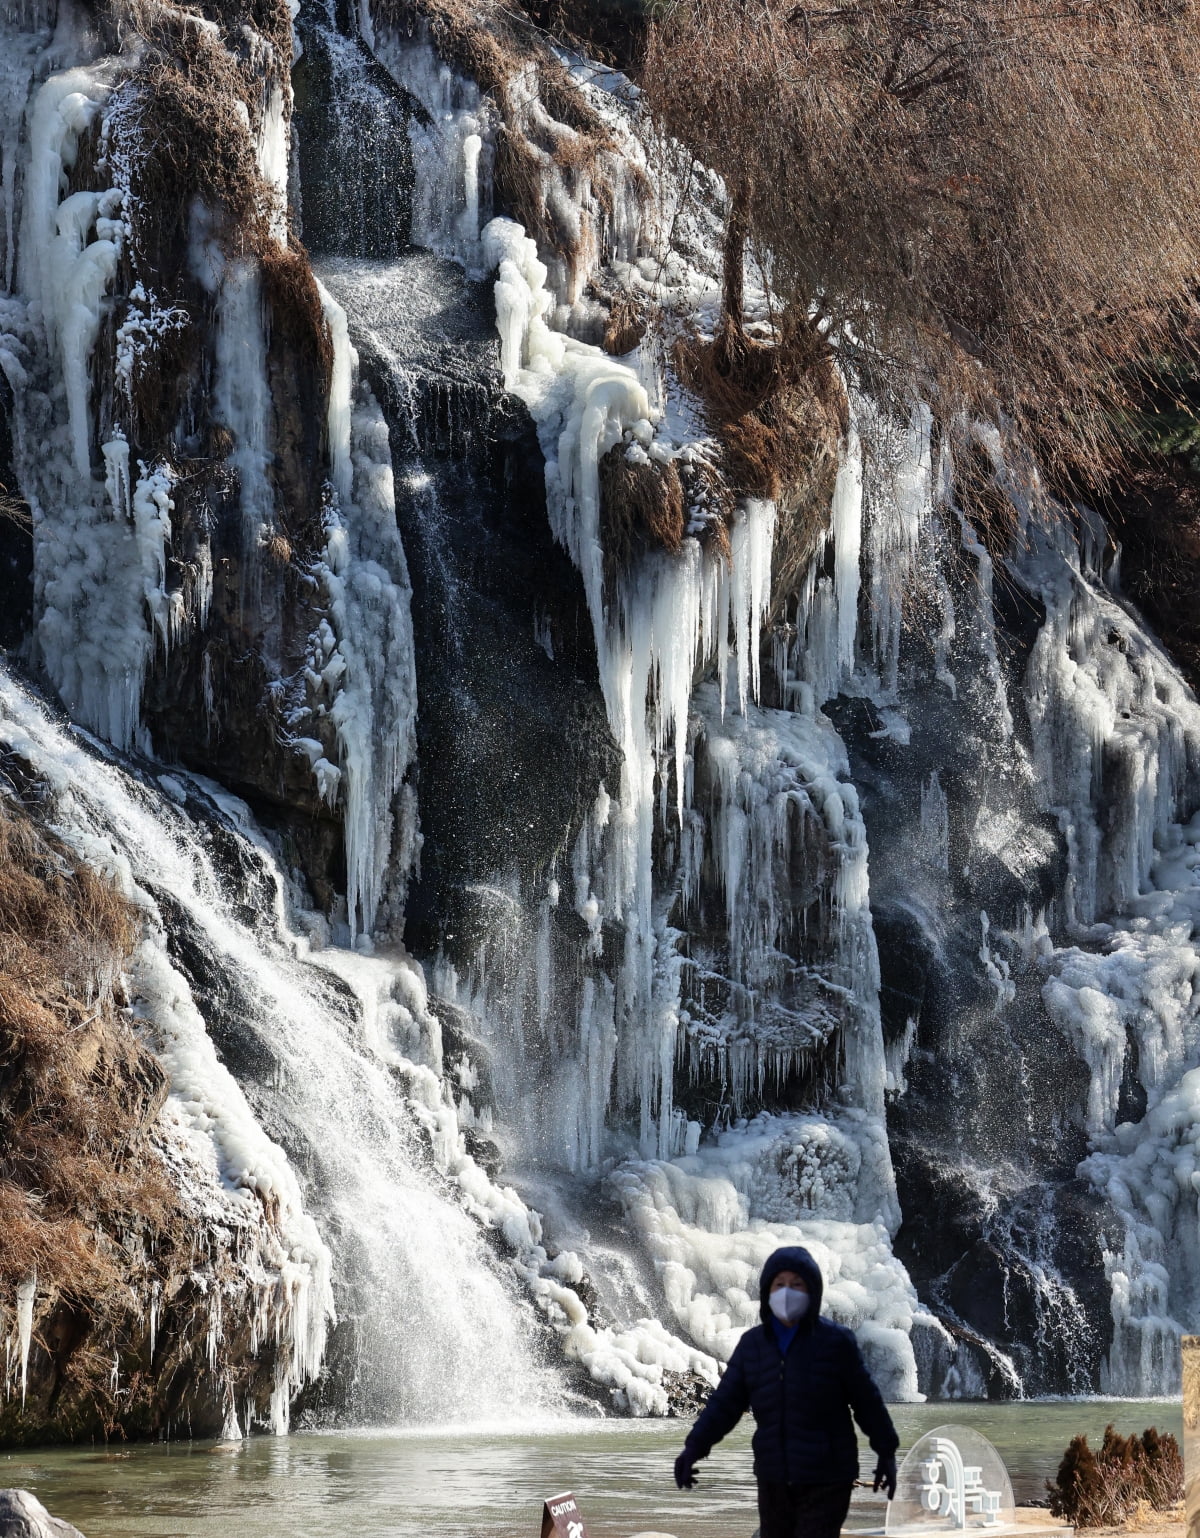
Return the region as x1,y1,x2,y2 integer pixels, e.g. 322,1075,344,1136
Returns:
1,1401,1182,1538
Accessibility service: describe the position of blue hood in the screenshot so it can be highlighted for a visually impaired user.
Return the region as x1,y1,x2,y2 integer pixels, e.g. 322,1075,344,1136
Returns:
759,1245,824,1327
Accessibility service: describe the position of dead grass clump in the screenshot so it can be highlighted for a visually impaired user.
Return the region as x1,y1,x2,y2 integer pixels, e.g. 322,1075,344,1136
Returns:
552,126,602,179
0,793,174,1304
109,35,275,281
260,238,334,385
676,316,845,521
538,70,610,145
1048,1427,1185,1528
674,317,845,611
603,293,647,356
493,124,552,248
599,446,684,592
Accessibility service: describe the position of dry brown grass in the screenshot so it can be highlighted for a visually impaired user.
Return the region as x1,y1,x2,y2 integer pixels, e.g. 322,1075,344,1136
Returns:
108,23,278,278
599,446,684,591
260,238,334,386
0,795,174,1304
645,0,1200,488
674,317,846,577
603,293,648,356
493,123,554,248
1185,1336,1200,1434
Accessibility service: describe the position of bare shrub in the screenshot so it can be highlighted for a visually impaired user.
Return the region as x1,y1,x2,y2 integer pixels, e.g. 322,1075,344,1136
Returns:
1047,1426,1185,1527
644,1,1200,485
0,484,31,531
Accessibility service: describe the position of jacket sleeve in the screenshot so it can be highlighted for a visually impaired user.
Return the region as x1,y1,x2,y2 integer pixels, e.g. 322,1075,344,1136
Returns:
843,1334,899,1457
684,1337,751,1459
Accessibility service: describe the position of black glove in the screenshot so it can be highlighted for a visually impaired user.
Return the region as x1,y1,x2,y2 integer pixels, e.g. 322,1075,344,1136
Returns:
874,1453,898,1501
674,1449,698,1489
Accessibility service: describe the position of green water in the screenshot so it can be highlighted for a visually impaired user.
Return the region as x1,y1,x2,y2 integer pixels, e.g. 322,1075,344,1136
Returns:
1,1402,1181,1538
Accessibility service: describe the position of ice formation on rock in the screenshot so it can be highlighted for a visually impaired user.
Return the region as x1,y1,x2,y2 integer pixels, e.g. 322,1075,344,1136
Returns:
5,0,1200,1425
314,284,419,939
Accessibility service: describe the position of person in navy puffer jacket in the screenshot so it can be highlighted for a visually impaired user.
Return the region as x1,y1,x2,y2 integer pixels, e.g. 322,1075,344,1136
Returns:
673,1245,899,1538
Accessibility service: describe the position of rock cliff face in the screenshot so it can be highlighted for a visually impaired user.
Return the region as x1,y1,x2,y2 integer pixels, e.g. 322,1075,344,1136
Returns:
2,0,1200,1442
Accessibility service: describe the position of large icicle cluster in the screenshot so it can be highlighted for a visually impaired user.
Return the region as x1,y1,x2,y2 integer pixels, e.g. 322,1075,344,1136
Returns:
1015,498,1200,1394
1,66,172,748
609,1111,919,1400
312,286,419,940
467,87,922,1392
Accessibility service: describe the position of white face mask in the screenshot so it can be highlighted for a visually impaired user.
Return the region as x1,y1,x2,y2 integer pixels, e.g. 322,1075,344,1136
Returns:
769,1286,810,1325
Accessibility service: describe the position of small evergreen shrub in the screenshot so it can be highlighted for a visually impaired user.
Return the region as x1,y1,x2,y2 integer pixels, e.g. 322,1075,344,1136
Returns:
1046,1426,1184,1527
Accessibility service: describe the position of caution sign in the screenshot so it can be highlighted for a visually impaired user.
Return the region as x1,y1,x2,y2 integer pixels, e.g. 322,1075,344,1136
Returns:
541,1491,589,1538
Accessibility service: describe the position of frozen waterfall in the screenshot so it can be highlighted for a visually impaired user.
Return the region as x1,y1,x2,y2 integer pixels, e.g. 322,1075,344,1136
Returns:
0,661,562,1427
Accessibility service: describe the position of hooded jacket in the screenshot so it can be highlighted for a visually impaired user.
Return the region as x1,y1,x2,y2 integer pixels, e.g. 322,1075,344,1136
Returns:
683,1245,899,1486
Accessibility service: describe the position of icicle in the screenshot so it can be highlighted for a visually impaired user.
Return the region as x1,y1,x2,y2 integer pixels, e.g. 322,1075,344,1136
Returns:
919,770,950,872
461,132,482,245
830,419,862,675
15,1275,34,1406
314,283,419,940
256,83,290,247
149,1281,159,1362
214,259,273,555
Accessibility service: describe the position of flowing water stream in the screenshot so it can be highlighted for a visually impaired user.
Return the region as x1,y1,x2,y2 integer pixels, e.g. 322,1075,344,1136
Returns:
2,1404,1183,1538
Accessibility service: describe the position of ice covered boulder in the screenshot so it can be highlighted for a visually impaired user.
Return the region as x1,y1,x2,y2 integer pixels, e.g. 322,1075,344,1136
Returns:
0,1491,87,1538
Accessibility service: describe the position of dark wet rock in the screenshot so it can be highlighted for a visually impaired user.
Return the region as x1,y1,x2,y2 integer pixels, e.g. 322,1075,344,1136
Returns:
293,3,421,260
663,1369,711,1420
317,254,621,964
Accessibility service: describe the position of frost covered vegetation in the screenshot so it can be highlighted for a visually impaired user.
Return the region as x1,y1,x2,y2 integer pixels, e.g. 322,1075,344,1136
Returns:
4,0,1200,1442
